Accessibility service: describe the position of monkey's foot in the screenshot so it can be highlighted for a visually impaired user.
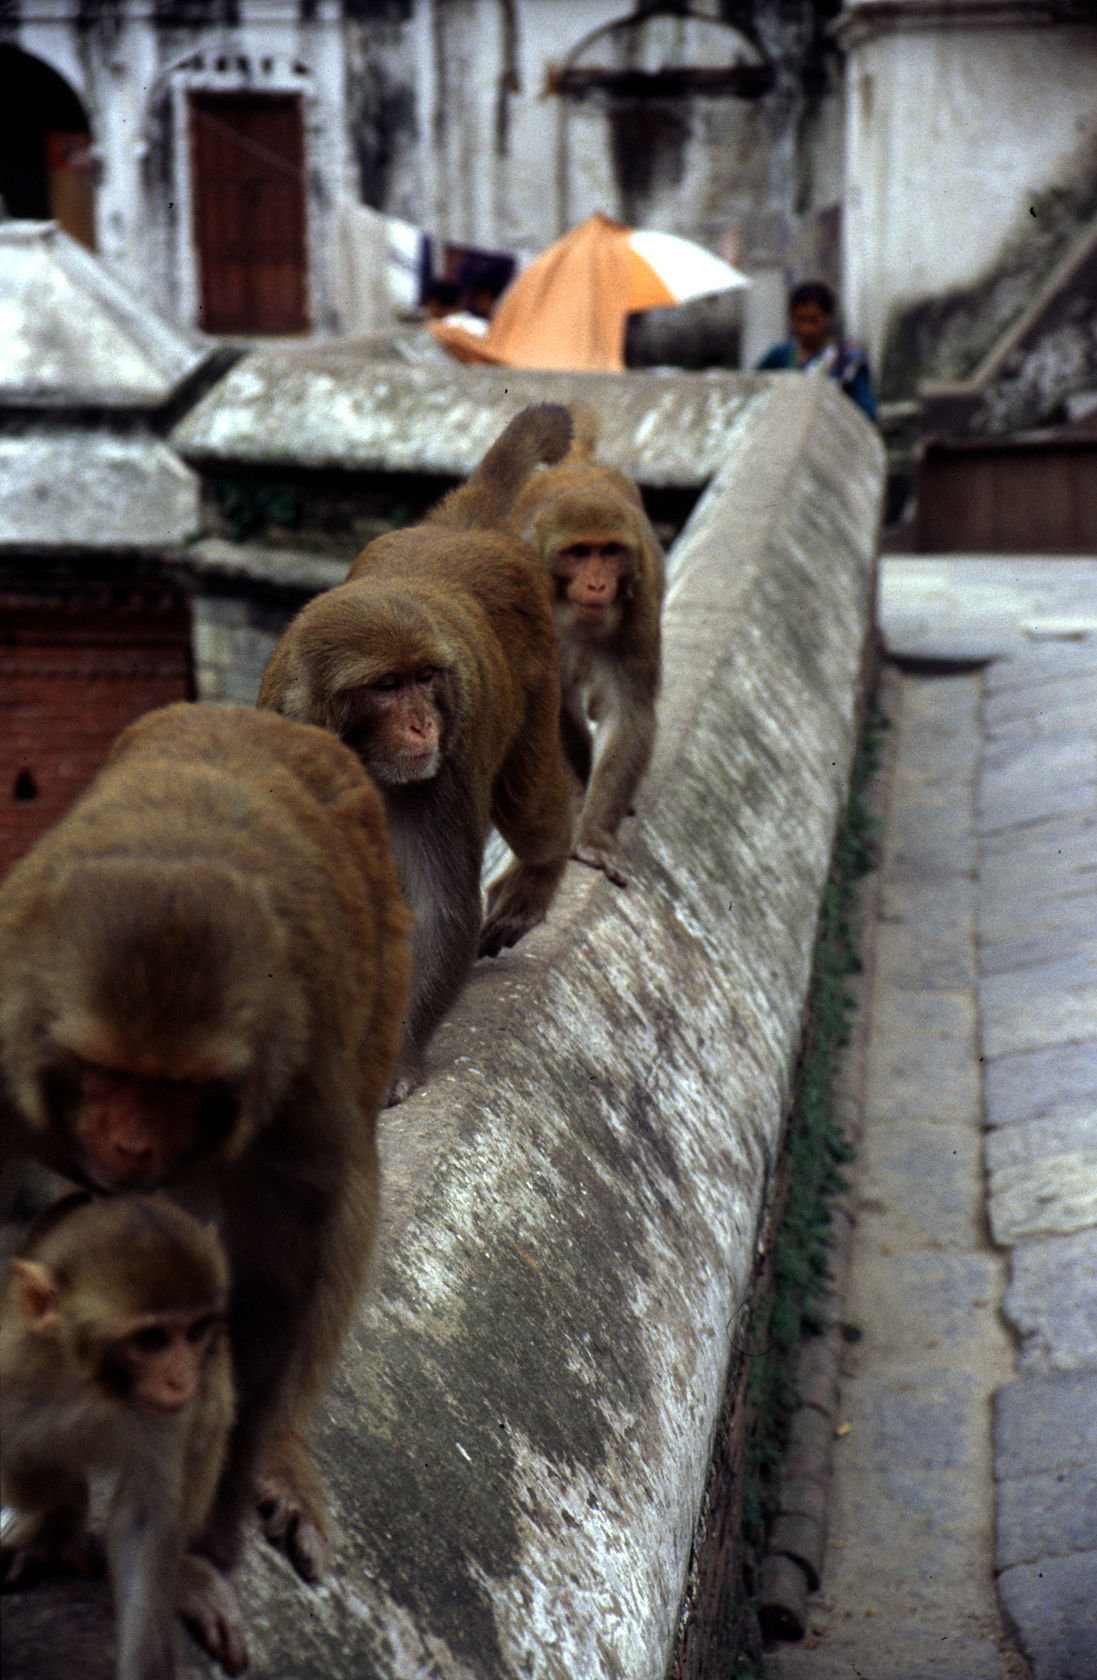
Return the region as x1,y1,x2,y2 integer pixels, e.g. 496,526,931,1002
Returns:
255,1440,330,1583
571,841,629,888
384,1054,423,1106
180,1553,249,1676
480,861,562,957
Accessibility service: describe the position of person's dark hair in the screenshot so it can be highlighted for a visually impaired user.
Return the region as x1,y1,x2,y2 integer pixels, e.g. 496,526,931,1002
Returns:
423,278,460,310
789,280,836,316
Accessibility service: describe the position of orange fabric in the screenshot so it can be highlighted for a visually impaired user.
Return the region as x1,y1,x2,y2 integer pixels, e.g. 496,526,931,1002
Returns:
625,245,676,312
429,213,672,373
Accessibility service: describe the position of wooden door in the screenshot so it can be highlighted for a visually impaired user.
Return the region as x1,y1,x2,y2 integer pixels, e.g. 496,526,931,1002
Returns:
190,93,308,334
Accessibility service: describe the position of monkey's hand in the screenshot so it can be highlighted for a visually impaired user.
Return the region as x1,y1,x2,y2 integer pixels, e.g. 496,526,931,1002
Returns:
571,838,629,889
255,1430,330,1584
179,1553,249,1676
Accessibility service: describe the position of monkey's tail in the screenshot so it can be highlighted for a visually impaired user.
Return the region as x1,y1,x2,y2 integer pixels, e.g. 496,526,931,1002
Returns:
566,401,601,462
427,403,574,531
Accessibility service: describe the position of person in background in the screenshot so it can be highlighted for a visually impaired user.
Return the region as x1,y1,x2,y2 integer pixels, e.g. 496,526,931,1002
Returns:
423,278,461,319
756,280,878,422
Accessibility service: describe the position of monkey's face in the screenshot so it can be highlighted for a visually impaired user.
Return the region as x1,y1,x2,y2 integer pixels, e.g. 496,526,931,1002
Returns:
341,667,447,786
554,540,629,642
99,1306,225,1416
47,1057,238,1192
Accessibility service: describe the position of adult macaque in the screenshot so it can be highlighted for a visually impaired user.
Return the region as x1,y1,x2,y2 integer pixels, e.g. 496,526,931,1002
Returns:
1,1192,246,1678
510,403,665,887
0,704,412,1602
259,403,578,1102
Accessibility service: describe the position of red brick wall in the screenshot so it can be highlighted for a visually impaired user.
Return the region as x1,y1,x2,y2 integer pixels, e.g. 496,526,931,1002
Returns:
2,577,193,878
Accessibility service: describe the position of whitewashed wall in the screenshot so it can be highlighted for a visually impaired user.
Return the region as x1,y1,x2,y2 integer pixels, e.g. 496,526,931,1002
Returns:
839,0,1097,372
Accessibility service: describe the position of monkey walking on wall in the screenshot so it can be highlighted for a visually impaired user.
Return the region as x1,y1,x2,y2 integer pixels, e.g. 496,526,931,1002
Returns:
259,402,580,1103
1,1192,246,1678
510,402,665,888
0,704,413,1627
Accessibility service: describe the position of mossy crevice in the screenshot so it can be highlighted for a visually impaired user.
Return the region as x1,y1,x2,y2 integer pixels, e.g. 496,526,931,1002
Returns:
736,701,887,1663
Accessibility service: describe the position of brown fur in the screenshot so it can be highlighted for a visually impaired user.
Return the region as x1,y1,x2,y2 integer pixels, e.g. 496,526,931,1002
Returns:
1,1192,244,1677
0,704,412,1591
258,403,579,1100
509,402,664,885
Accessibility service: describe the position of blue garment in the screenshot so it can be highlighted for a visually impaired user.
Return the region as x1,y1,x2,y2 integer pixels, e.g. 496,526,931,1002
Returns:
756,336,878,423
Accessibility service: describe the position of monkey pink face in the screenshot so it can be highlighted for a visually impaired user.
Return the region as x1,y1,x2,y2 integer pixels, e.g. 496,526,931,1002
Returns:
109,1309,222,1415
344,668,445,786
73,1062,226,1191
555,541,628,638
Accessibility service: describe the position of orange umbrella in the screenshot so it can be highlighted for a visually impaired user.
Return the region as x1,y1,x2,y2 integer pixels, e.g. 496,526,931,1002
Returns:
429,212,746,373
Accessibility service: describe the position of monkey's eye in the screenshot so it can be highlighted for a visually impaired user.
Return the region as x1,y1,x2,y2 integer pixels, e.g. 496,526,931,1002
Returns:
370,674,402,692
131,1325,170,1355
564,543,593,561
187,1314,219,1344
415,667,438,686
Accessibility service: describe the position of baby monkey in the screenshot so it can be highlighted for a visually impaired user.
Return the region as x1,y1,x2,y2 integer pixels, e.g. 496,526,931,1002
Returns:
0,1192,247,1678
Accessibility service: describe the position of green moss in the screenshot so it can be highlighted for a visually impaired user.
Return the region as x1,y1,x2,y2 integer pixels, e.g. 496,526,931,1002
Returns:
736,703,886,1596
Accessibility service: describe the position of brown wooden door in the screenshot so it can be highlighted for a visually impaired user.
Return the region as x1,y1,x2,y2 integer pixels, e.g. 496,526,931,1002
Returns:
190,93,308,334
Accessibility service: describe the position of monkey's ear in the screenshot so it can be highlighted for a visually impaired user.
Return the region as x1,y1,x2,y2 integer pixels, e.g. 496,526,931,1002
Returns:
10,1260,61,1330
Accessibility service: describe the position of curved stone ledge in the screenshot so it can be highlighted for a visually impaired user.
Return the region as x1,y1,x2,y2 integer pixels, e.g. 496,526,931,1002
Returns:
0,373,884,1680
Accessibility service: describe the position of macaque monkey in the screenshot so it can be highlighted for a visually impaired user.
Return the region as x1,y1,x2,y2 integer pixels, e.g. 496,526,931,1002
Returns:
510,403,665,887
259,403,579,1102
0,704,412,1608
1,1192,246,1678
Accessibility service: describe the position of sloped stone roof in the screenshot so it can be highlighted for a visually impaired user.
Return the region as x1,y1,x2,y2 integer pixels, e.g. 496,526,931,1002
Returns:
0,220,212,409
171,348,764,487
0,429,200,547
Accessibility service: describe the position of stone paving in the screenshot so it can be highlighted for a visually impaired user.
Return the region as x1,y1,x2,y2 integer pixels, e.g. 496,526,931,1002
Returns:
979,634,1097,1680
769,558,1097,1680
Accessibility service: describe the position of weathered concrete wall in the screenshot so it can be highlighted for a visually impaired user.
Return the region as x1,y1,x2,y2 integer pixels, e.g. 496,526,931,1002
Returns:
838,0,1097,383
0,374,883,1680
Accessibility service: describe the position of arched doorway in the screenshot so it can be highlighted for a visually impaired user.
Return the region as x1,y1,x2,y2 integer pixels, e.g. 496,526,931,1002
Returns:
0,46,96,249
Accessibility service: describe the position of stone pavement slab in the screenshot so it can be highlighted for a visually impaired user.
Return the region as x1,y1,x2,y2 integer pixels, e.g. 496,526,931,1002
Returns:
993,1370,1097,1477
983,634,1097,689
986,1112,1097,1243
983,680,1097,740
1003,1228,1097,1372
977,890,1097,958
985,1041,1097,1129
997,1552,1097,1680
874,911,978,990
862,986,982,1125
996,1465,1097,1569
978,954,1097,1059
856,1120,986,1248
977,731,1097,831
979,921,1096,975
879,558,1097,663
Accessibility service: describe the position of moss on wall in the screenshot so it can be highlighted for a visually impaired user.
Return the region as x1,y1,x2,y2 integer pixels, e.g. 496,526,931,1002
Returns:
735,703,886,1662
